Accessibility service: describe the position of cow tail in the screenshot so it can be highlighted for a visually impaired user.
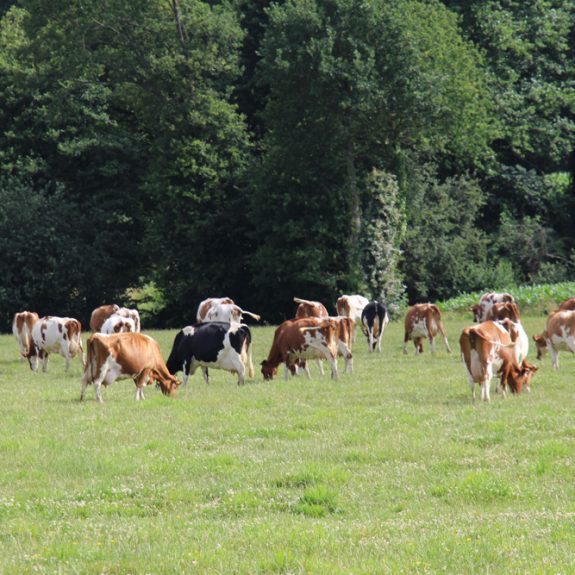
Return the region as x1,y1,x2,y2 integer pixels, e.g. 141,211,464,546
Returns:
242,326,254,378
83,337,95,384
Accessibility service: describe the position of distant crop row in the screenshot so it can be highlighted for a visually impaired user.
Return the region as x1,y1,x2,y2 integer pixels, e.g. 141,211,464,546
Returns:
439,282,575,315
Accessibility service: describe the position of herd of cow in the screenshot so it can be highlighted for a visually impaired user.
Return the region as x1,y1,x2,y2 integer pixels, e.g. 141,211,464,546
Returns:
9,293,575,403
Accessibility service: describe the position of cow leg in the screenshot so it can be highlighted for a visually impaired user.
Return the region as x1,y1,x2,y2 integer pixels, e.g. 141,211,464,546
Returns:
41,352,49,373
481,364,493,402
202,367,209,384
376,333,383,353
549,345,559,370
403,332,410,355
439,324,452,353
234,360,246,386
316,359,325,376
429,336,436,354
327,353,338,380
134,369,152,400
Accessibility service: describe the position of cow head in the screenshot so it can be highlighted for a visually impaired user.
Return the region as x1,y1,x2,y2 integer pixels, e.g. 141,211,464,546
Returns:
22,343,44,372
157,374,181,397
532,334,547,360
508,361,539,394
469,304,482,323
260,360,277,381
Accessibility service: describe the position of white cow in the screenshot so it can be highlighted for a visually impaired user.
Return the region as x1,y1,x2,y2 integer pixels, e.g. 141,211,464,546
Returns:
204,303,261,324
336,295,369,341
101,314,137,334
26,316,84,372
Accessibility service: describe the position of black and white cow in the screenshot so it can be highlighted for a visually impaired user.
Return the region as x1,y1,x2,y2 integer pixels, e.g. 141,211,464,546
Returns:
166,322,254,385
361,301,389,352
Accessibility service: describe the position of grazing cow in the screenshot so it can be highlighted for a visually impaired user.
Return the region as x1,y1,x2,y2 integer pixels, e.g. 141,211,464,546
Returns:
101,314,137,334
90,304,141,333
336,294,369,341
204,303,261,324
558,298,575,311
12,311,39,360
470,292,515,323
261,317,342,381
81,333,181,402
196,297,234,323
361,301,389,352
294,297,329,319
460,320,538,401
25,316,84,372
533,310,575,370
166,322,254,386
403,303,451,354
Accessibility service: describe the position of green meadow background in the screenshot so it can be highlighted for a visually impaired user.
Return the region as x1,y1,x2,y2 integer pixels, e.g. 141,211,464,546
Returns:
0,316,574,574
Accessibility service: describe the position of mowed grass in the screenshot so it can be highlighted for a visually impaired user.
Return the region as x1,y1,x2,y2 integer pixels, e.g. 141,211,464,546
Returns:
0,316,574,574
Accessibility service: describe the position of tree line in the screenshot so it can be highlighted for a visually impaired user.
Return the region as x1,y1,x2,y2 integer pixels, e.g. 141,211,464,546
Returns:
0,0,573,329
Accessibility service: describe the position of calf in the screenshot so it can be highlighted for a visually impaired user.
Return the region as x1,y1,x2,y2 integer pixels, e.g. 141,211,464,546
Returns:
196,297,234,322
459,320,535,401
101,314,137,334
166,321,254,386
403,303,451,354
25,316,84,372
81,333,180,402
336,294,369,342
12,311,39,360
470,292,515,323
261,317,341,381
533,310,575,370
361,301,389,352
204,303,261,323
294,297,329,318
90,304,141,333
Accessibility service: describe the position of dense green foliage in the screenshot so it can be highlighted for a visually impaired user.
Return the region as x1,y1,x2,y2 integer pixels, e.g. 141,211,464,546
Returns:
1,321,574,572
0,0,573,327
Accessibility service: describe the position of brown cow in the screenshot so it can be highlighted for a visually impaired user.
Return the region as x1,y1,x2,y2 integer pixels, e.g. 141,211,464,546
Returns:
533,309,575,370
294,297,329,319
460,320,537,401
12,311,40,360
261,317,343,381
558,297,575,311
485,302,521,322
196,297,235,322
81,333,181,402
403,303,451,354
470,292,515,323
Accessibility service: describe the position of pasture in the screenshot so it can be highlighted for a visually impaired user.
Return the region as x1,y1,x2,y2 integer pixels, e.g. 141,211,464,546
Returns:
0,315,574,574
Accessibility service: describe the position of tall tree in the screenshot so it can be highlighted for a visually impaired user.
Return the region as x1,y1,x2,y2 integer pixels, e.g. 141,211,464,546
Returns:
250,0,494,317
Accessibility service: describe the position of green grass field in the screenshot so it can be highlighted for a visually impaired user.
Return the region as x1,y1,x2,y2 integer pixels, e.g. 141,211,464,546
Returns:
1,316,574,574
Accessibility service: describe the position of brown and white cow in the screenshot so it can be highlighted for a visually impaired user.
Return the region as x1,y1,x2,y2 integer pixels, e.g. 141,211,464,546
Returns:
470,292,515,323
25,316,84,372
196,297,235,323
403,303,451,354
459,320,537,401
558,297,575,311
533,310,575,370
204,303,261,324
81,332,181,402
261,317,344,381
90,304,141,333
12,311,39,360
101,314,137,334
485,303,529,364
336,295,369,341
294,297,329,319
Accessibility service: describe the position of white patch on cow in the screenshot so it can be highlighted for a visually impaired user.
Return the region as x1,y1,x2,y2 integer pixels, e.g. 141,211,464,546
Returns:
183,326,195,337
410,318,429,339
